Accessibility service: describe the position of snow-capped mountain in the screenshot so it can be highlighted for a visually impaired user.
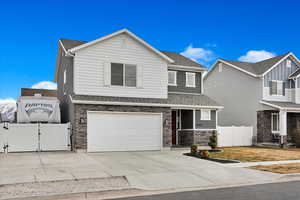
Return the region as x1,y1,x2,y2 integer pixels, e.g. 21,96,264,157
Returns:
0,99,17,122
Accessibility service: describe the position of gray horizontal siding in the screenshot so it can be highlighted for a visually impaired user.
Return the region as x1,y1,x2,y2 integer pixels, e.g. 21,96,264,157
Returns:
168,71,202,94
264,58,298,88
195,110,216,129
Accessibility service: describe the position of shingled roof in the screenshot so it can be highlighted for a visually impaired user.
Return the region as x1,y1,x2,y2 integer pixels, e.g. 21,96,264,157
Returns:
160,51,206,69
59,39,205,69
220,53,291,76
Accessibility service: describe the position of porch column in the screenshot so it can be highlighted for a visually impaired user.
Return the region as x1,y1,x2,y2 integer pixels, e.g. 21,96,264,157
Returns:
279,109,287,136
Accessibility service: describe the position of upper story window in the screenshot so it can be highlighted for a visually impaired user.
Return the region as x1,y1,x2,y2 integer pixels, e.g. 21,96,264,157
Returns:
168,71,177,86
218,63,223,72
270,80,285,96
201,109,211,120
111,63,137,87
287,59,291,68
186,72,196,87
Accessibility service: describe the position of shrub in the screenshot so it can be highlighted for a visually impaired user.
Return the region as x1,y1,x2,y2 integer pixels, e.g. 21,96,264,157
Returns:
199,150,210,159
190,144,198,155
208,130,218,149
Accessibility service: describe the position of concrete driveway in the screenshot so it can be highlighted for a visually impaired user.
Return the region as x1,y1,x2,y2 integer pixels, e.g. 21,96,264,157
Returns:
0,150,281,190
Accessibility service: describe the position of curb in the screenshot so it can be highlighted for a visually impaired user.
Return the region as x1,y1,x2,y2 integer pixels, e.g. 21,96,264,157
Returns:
6,176,300,200
0,176,131,200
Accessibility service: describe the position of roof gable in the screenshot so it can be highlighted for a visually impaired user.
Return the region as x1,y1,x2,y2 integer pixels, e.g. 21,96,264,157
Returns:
205,52,300,80
67,29,174,63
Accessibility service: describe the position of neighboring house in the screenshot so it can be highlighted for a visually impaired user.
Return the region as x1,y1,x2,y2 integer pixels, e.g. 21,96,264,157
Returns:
54,29,222,152
204,52,300,144
21,88,57,97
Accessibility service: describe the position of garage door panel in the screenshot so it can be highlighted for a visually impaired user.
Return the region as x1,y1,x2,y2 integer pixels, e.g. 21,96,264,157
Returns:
87,112,162,152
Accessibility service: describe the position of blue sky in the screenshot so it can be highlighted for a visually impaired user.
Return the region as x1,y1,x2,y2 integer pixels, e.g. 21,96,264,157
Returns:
1,0,300,99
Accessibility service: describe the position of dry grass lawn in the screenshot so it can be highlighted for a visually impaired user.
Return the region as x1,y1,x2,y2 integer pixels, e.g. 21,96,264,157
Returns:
249,163,300,174
209,147,300,162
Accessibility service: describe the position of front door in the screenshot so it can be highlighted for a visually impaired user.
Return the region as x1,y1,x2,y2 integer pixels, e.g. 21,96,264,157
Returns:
172,111,177,145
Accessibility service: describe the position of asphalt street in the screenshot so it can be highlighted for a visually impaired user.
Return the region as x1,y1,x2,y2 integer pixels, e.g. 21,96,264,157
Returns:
112,181,300,200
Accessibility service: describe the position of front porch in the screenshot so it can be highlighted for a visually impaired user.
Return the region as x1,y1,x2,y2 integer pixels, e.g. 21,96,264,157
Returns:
258,101,300,145
171,109,217,147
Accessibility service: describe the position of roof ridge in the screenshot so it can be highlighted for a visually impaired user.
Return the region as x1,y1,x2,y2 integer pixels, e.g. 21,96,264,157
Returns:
254,52,290,64
60,38,87,43
220,58,256,64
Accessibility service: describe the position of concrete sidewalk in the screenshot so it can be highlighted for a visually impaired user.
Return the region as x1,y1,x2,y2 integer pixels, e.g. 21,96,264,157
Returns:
224,159,300,167
0,150,284,199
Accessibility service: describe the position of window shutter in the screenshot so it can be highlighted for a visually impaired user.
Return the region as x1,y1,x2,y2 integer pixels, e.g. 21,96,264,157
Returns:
104,61,111,86
269,81,272,95
137,65,143,88
283,82,286,96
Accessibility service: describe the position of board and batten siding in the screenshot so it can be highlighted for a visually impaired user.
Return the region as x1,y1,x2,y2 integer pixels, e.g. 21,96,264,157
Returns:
168,71,202,94
73,33,168,99
263,57,299,102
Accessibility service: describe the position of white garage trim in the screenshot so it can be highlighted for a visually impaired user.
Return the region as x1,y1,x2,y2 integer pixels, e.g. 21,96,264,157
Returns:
87,111,163,152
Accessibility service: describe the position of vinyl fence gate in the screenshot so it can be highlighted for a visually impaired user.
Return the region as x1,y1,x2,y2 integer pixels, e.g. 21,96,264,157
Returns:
0,123,71,152
217,126,253,147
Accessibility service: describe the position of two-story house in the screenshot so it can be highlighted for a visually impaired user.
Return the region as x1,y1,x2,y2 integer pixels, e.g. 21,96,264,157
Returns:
55,29,222,152
204,52,300,144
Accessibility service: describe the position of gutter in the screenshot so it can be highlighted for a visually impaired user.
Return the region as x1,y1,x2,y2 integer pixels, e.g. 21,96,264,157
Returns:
71,97,224,110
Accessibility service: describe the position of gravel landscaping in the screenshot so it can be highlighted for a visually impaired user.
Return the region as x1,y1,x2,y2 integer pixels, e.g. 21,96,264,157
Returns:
0,177,130,200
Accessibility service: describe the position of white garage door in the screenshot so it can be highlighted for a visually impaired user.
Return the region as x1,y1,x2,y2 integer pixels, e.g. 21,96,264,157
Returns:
87,111,162,152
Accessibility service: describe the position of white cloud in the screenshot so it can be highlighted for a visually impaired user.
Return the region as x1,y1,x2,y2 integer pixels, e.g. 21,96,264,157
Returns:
0,98,17,122
31,81,57,90
181,44,215,65
238,50,276,63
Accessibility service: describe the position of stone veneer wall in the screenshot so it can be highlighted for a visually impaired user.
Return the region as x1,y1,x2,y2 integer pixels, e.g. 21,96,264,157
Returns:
287,113,300,143
73,104,172,150
257,110,299,144
178,130,213,146
257,110,274,143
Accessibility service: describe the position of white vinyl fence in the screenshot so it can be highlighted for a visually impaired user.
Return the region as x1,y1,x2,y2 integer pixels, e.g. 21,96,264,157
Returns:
0,123,71,152
217,126,253,147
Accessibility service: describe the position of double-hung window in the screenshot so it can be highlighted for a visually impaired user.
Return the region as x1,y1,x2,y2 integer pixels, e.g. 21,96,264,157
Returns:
200,109,211,120
271,113,279,133
111,63,137,87
270,80,285,96
186,72,196,87
168,71,177,86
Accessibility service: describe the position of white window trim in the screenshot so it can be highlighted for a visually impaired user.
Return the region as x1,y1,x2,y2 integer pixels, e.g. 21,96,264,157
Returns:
200,109,211,120
186,72,196,87
63,69,67,94
63,70,67,84
111,63,137,88
168,71,177,86
271,80,284,96
271,113,280,134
